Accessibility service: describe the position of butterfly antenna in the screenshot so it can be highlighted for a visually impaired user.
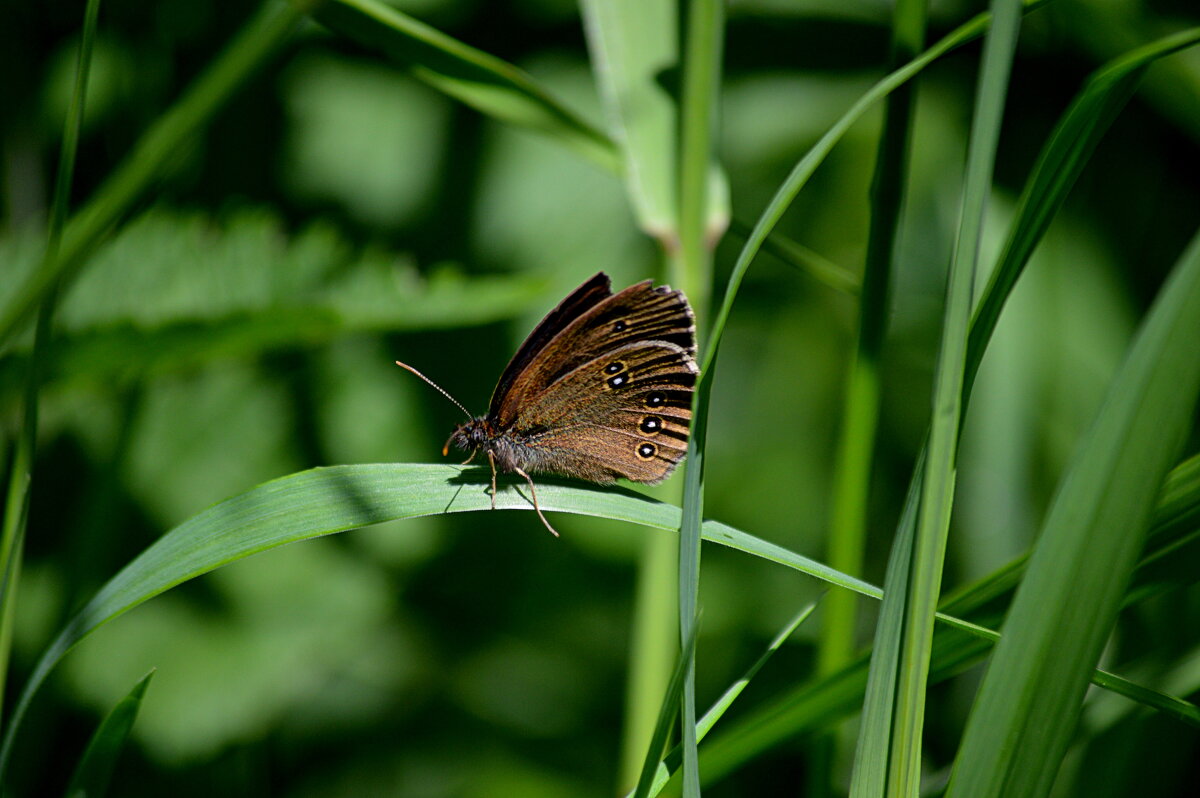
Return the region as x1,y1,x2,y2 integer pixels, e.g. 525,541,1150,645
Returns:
395,360,473,420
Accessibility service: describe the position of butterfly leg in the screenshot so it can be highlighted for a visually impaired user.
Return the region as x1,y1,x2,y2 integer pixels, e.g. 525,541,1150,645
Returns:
514,466,560,538
487,450,497,510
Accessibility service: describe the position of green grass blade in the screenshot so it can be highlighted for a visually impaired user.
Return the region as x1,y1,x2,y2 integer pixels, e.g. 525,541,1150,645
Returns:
966,26,1200,392
0,0,102,720
852,1,1024,793
819,0,929,698
63,671,154,798
946,225,1200,796
311,0,616,173
579,0,678,243
631,621,700,798
628,598,822,798
673,2,726,794
726,220,860,296
699,0,1049,378
676,375,710,798
0,0,311,351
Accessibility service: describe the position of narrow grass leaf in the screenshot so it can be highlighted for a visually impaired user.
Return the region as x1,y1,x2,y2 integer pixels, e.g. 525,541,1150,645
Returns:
632,622,700,798
0,0,102,720
819,16,929,775
946,226,1200,797
699,0,1049,377
853,1,1024,794
628,598,822,798
312,0,616,172
967,26,1200,391
726,220,860,296
63,670,154,798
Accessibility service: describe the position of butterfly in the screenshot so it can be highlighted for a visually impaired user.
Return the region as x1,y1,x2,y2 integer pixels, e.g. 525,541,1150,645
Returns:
397,272,698,536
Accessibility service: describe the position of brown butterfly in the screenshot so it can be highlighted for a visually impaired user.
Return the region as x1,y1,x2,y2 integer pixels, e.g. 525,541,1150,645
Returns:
397,272,697,536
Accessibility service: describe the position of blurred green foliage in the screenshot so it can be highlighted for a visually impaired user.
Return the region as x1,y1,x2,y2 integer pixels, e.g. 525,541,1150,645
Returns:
2,0,1198,796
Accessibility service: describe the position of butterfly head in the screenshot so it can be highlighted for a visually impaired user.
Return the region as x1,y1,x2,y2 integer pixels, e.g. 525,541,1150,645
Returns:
443,416,492,460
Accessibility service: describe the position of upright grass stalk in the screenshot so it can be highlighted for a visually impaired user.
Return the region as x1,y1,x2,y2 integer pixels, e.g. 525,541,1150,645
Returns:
673,1,725,795
849,0,1023,793
814,1,931,793
579,1,682,789
0,0,103,722
819,0,928,681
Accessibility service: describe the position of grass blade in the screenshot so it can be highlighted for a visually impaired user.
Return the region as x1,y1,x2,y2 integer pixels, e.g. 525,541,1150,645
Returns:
673,2,726,794
819,0,929,725
63,671,154,798
631,621,700,798
851,1,1024,793
628,598,822,798
966,26,1200,392
0,0,102,720
312,0,616,172
946,225,1200,797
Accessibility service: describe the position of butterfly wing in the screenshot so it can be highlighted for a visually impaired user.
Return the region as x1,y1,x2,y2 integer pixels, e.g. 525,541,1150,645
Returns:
489,277,696,429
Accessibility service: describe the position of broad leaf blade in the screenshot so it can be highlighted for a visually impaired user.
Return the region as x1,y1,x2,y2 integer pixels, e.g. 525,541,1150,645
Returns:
580,0,678,241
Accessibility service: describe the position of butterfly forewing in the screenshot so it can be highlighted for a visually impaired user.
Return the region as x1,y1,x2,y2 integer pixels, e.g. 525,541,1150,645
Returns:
490,277,696,431
488,273,613,424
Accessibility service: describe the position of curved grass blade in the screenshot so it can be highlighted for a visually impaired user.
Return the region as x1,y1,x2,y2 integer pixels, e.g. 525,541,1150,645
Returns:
698,0,1050,378
312,0,616,173
945,225,1200,797
64,671,154,798
966,26,1200,391
3,457,1194,783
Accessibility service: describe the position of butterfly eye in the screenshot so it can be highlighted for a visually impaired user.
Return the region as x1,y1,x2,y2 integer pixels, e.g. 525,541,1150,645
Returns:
645,391,666,408
605,362,625,374
639,416,662,434
607,373,628,389
637,443,657,459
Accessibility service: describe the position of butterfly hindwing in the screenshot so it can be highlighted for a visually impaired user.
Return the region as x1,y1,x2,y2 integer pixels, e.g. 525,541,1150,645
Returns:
499,339,697,483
